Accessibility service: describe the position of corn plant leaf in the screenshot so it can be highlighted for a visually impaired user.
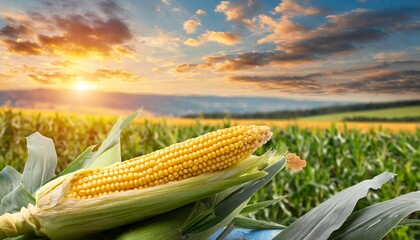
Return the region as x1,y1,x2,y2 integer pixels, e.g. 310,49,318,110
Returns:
108,204,195,240
186,154,286,234
329,191,420,240
0,166,22,200
0,184,35,215
397,219,420,227
274,172,395,240
56,145,95,178
3,233,47,240
82,110,140,169
216,222,235,240
22,132,57,194
53,111,137,178
240,197,285,214
233,215,286,229
181,208,216,232
89,142,121,169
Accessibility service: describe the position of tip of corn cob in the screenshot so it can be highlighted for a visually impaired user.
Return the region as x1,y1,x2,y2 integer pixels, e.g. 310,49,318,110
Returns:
66,125,272,199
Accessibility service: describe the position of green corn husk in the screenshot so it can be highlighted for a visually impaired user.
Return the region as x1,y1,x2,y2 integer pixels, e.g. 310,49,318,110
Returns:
0,152,278,239
97,150,287,240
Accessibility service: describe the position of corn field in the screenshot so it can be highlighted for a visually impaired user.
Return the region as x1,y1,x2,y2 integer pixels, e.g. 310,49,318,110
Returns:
0,109,419,239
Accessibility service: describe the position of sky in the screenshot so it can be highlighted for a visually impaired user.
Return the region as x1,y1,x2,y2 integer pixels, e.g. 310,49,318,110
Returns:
0,0,419,102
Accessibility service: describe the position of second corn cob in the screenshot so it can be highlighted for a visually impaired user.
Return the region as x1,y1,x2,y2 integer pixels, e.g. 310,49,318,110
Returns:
66,125,272,199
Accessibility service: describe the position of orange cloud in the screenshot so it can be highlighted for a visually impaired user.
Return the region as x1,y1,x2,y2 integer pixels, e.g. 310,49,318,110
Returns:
0,1,135,59
51,60,73,67
172,7,182,14
215,0,262,27
256,0,325,45
0,24,32,38
196,9,206,15
202,55,228,63
25,66,142,85
1,39,42,55
183,18,201,34
208,8,420,72
140,30,181,53
227,66,420,95
184,31,240,46
216,1,243,21
273,0,325,16
0,73,12,79
173,63,211,73
94,69,142,82
28,72,73,84
227,74,323,93
257,15,307,45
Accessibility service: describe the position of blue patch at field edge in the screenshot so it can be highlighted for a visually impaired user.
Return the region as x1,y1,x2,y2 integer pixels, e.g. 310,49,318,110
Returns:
209,228,282,240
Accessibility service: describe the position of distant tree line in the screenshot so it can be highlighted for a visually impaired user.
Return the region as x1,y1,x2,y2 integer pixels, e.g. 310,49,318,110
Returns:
183,100,420,120
343,116,420,122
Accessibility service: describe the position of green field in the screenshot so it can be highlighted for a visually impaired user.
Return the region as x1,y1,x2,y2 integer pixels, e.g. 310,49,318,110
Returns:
1,109,419,239
301,105,420,121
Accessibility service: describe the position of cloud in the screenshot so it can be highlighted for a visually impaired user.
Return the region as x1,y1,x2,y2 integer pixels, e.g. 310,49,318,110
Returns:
172,7,181,14
257,15,307,45
388,21,420,31
184,31,241,46
0,73,12,79
196,9,206,15
94,69,142,82
226,68,420,94
26,67,142,85
161,0,170,5
374,60,420,69
202,55,228,63
173,63,212,73
98,0,123,17
140,30,181,52
0,1,135,59
373,51,409,62
256,0,324,44
273,8,420,56
51,60,73,67
28,71,73,84
332,70,420,94
326,8,419,30
179,7,420,72
155,6,162,13
1,39,42,55
215,0,262,27
0,24,31,38
273,0,325,16
183,18,201,34
228,74,324,93
215,51,315,71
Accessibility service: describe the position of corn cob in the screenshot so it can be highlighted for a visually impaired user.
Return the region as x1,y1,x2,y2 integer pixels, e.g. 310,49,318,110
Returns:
66,125,272,199
0,124,278,240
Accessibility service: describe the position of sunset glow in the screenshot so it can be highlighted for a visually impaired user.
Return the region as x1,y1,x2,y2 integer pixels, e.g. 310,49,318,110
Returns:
73,82,94,92
0,0,418,101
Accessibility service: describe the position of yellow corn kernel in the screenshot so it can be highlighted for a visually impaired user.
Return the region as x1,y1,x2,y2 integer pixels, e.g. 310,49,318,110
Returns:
66,125,272,199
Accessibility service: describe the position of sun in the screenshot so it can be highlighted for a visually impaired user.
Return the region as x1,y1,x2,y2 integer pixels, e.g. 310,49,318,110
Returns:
73,82,94,91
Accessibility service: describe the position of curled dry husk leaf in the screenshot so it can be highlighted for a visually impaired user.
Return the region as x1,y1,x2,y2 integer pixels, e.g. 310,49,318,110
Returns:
285,153,306,172
0,152,280,240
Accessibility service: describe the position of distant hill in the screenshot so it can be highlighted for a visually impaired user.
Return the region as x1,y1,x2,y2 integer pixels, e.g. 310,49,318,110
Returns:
184,100,420,120
0,89,341,116
302,106,420,122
